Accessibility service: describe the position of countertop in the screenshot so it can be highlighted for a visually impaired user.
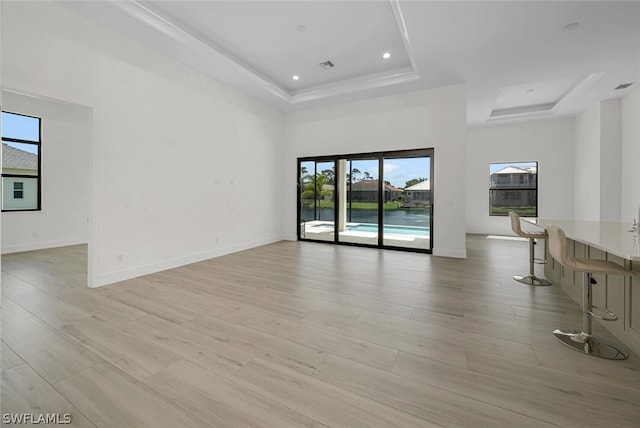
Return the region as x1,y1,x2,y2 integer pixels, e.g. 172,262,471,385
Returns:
522,218,640,261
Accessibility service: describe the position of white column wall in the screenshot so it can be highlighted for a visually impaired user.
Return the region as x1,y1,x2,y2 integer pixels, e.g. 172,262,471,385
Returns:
574,103,602,221
284,84,468,258
574,99,624,223
466,118,575,235
621,88,640,224
599,99,622,222
2,1,284,286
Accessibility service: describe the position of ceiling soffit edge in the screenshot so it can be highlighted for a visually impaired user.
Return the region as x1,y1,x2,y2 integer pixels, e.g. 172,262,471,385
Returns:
117,0,419,104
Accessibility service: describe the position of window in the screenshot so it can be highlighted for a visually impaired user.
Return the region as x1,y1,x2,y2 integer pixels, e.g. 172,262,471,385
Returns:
489,161,538,216
1,111,41,211
13,182,24,199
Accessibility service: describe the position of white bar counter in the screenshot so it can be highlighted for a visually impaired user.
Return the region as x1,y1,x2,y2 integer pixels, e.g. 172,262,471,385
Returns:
523,218,640,357
524,218,640,261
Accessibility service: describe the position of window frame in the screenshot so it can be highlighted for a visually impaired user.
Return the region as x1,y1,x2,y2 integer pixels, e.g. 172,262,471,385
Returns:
489,161,538,217
13,181,24,199
1,111,42,212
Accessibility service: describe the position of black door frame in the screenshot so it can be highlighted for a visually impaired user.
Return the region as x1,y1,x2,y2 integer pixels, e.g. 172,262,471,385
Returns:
297,148,434,254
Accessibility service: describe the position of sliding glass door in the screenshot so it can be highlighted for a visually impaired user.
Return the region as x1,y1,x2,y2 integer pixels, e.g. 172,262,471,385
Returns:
338,157,380,246
299,160,335,242
298,149,433,253
382,153,432,250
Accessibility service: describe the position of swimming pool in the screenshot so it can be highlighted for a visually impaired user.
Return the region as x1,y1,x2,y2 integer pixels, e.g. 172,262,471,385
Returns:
348,224,430,237
308,222,430,237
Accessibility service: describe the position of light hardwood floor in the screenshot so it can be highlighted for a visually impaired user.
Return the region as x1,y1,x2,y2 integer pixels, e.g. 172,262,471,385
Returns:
2,235,640,427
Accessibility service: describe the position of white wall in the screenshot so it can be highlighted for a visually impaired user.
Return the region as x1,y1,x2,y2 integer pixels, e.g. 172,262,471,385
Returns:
1,91,91,253
621,87,640,224
599,99,622,222
466,118,575,235
574,103,601,221
574,99,623,222
284,84,468,258
2,1,284,286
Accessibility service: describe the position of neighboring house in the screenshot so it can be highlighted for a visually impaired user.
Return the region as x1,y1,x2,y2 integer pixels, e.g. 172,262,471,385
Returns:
321,184,334,201
2,143,38,175
404,179,431,207
2,143,39,210
347,179,402,202
490,165,536,207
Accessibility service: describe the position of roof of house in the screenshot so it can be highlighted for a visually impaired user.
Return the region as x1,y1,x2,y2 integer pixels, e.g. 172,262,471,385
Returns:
405,179,430,191
349,179,401,192
2,143,38,171
492,166,536,175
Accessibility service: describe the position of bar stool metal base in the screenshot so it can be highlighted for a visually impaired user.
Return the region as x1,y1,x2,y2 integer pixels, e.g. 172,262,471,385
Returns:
513,237,552,286
553,329,628,360
513,274,552,286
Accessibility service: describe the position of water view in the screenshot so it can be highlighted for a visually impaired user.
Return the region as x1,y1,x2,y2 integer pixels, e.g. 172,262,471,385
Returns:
301,207,430,227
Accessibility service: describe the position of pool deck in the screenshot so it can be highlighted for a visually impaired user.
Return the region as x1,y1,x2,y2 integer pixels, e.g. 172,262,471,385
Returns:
301,221,430,249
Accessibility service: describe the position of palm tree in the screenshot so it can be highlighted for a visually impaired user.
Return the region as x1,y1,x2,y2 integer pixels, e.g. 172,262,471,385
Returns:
322,168,335,185
351,167,361,183
363,171,371,180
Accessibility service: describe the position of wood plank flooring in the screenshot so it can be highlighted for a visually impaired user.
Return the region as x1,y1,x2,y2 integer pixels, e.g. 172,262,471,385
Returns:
2,236,640,427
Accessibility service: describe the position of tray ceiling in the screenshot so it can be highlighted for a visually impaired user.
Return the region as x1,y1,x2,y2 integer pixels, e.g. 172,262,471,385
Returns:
58,1,640,126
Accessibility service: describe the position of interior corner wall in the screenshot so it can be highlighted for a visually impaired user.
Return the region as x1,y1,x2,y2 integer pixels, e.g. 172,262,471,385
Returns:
2,1,284,287
284,84,468,258
465,118,575,235
574,103,602,221
1,91,91,253
621,87,640,223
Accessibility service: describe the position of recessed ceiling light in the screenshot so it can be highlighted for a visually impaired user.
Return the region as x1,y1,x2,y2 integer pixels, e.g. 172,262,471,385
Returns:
382,52,391,60
297,25,307,32
292,75,300,81
563,22,579,32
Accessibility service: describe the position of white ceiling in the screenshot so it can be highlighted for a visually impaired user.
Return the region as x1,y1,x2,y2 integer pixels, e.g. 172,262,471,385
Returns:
59,0,640,126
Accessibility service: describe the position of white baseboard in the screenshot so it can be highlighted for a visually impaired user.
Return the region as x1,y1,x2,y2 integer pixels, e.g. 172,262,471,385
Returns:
89,235,283,288
1,239,87,254
433,248,467,258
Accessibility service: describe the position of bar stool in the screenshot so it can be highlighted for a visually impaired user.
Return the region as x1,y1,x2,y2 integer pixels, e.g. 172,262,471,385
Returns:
547,224,632,360
509,212,551,286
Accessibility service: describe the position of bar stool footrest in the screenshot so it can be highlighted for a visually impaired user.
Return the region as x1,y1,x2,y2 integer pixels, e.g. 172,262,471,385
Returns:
588,306,619,322
553,329,628,360
513,274,552,286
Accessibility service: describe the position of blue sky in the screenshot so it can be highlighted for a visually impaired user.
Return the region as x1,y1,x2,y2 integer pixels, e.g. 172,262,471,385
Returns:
1,111,40,154
302,156,431,189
